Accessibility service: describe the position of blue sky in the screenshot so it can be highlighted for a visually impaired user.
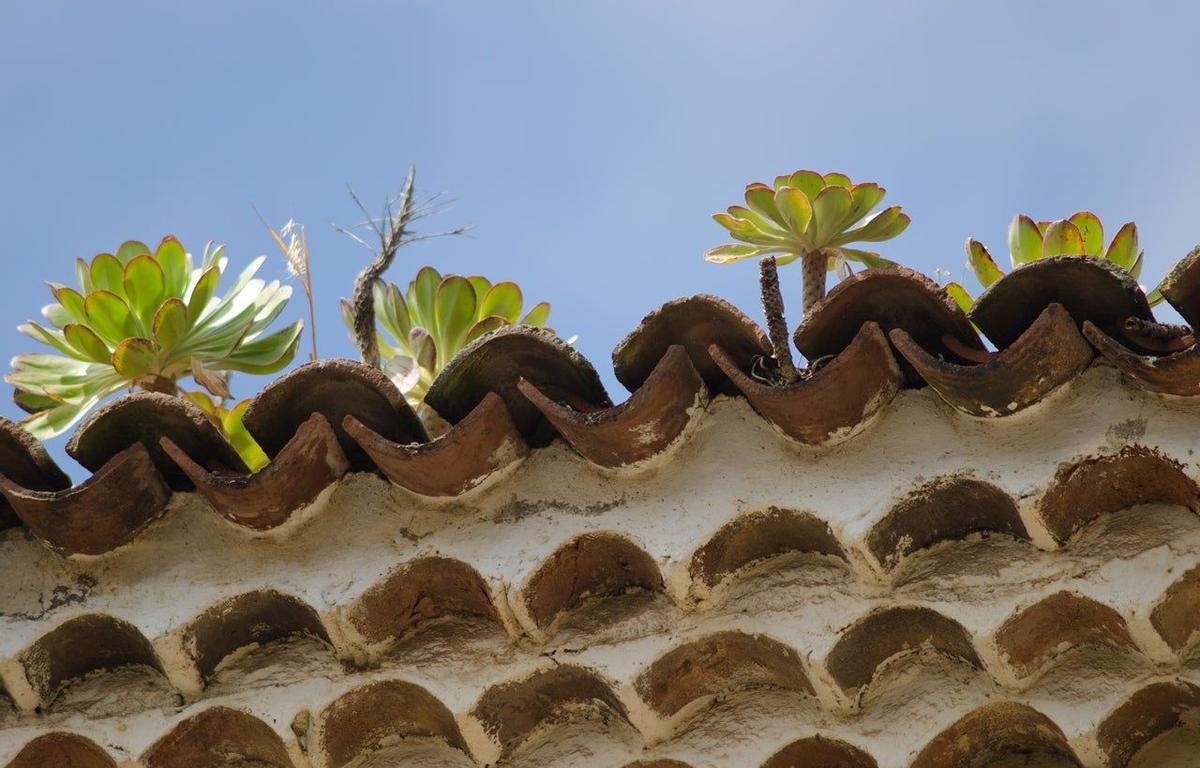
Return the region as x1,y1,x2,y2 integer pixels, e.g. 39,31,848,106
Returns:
2,2,1200,470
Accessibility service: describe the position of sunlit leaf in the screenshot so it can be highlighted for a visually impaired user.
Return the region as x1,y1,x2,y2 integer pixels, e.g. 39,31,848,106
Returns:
1007,214,1044,267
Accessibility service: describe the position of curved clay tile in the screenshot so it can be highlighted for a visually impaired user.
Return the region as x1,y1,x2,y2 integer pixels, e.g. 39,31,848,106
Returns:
521,531,663,631
689,507,846,590
970,256,1153,350
18,613,165,709
66,392,245,490
865,475,1028,573
910,702,1081,768
0,443,170,556
1154,244,1200,327
1150,563,1200,653
344,392,528,497
179,589,331,684
241,358,426,471
824,606,981,697
161,413,349,530
712,322,902,445
890,303,1094,417
634,631,813,719
1097,680,1200,767
344,556,500,648
140,706,295,768
1037,445,1200,545
318,679,469,768
760,735,878,768
792,267,982,375
993,591,1137,680
5,732,116,768
624,762,695,768
472,665,629,757
519,345,706,468
1083,320,1200,396
425,326,611,447
611,295,771,395
0,417,69,528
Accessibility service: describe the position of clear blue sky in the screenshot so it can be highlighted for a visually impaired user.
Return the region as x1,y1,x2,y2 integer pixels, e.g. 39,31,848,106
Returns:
3,2,1199,470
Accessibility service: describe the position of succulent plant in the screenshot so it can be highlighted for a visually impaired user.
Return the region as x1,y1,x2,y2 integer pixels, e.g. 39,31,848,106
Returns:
341,266,550,408
9,237,302,440
182,390,269,471
705,171,910,312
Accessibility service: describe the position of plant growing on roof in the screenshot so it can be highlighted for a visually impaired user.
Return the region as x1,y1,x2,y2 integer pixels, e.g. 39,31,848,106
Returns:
705,171,910,313
8,236,303,441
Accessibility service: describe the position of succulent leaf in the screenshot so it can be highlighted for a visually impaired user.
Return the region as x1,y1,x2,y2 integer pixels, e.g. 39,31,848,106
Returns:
1008,215,1044,267
965,239,1003,288
1040,220,1086,257
811,186,854,245
1105,222,1138,269
1068,212,1104,258
945,281,974,313
773,187,813,234
64,323,111,364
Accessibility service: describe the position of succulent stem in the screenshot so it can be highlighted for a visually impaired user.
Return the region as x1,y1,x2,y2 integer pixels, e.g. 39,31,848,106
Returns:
758,256,799,384
801,249,827,315
141,375,178,396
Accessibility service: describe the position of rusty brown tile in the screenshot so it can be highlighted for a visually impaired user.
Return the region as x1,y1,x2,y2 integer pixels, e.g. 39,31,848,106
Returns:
970,256,1154,350
793,267,983,382
242,358,426,471
472,665,629,757
6,733,116,768
865,475,1028,573
1098,681,1200,767
317,680,468,768
911,702,1080,768
0,417,69,529
0,443,170,556
179,589,331,684
611,295,771,395
426,326,611,448
1037,445,1200,545
141,706,295,768
634,631,812,718
1083,320,1200,396
18,613,165,709
824,606,980,696
345,392,528,497
760,736,878,768
519,344,706,467
1150,563,1200,653
712,322,902,444
521,531,663,630
994,591,1136,679
66,392,245,490
1156,244,1200,327
891,303,1094,417
161,413,349,530
689,507,846,590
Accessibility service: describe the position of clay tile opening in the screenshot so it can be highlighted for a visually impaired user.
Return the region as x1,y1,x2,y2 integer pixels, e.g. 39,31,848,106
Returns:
6,732,116,768
519,344,706,468
611,295,770,395
241,358,426,471
521,531,663,631
318,680,468,768
890,303,1094,417
865,475,1028,573
792,266,982,379
344,392,529,497
425,326,611,448
472,665,629,757
634,631,813,719
824,606,980,696
1083,320,1200,397
141,706,296,768
66,391,246,490
1037,445,1200,545
18,613,165,710
711,322,902,445
0,443,171,556
345,556,500,648
689,507,847,590
1156,243,1200,327
1150,563,1200,653
1097,681,1200,768
910,702,1081,768
180,589,331,684
0,417,69,529
161,413,350,530
760,735,878,768
970,256,1153,350
994,591,1136,679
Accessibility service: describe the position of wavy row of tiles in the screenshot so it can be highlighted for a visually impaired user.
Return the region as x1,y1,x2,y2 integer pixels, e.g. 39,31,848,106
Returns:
5,255,1200,557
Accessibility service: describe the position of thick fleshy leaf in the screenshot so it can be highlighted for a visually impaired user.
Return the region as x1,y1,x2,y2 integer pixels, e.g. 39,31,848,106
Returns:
787,170,826,199
152,298,189,350
221,399,269,472
773,187,813,235
41,302,72,328
838,247,898,269
410,326,436,372
726,205,788,236
466,315,507,344
407,266,441,330
1041,219,1086,257
810,186,854,246
1068,211,1104,258
965,239,1004,288
833,207,909,245
222,320,302,373
123,254,166,326
846,182,886,226
1104,221,1138,269
480,281,522,323
84,290,137,344
111,337,158,379
13,388,61,414
187,265,221,324
20,322,80,358
64,323,112,363
822,172,853,188
21,395,103,440
945,281,974,313
434,275,477,360
1130,250,1145,281
74,258,94,293
115,240,151,264
521,301,551,326
744,183,786,226
375,281,412,343
52,286,88,324
90,253,125,293
155,236,189,296
467,275,492,304
704,243,774,263
1007,214,1044,267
